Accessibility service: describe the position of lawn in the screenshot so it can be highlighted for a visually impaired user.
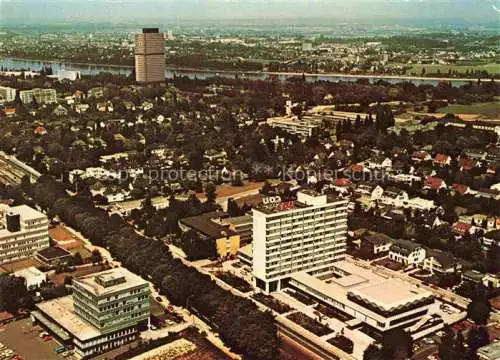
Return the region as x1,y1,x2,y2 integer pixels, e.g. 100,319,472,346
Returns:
437,102,500,119
408,63,500,76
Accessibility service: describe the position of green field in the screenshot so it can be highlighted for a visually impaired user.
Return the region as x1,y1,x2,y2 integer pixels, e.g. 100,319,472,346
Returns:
437,102,500,119
408,63,500,76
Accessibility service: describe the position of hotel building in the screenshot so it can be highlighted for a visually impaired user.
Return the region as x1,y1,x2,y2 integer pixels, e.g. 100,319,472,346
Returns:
252,190,348,292
0,205,50,265
19,88,57,104
32,268,150,359
135,28,165,84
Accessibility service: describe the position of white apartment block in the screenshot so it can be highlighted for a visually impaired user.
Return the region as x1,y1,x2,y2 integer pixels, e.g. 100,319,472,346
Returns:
0,205,50,264
252,190,348,293
0,86,17,103
267,116,321,138
20,88,57,105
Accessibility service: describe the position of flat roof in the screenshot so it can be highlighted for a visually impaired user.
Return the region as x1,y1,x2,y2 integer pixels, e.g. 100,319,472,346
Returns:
36,295,100,341
290,260,433,319
6,205,46,221
349,280,430,310
237,243,252,258
180,212,236,239
73,267,148,297
13,266,45,279
37,246,72,261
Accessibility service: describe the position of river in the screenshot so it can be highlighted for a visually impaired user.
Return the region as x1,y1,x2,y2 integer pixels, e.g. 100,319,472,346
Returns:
0,57,477,86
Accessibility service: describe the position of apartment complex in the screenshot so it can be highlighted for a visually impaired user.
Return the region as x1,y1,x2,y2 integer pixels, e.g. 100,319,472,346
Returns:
135,28,165,83
32,268,150,359
19,88,57,104
252,190,348,292
0,205,50,264
267,115,321,138
0,86,16,103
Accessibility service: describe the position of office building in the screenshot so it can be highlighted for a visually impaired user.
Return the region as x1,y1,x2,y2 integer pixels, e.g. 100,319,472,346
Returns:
19,88,57,105
0,86,16,103
135,28,165,84
289,260,438,335
57,69,81,81
31,268,150,359
252,190,348,292
0,205,50,264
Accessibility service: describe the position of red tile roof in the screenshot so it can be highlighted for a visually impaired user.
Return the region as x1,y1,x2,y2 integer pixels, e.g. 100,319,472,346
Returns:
349,164,365,172
434,154,450,164
334,178,351,186
453,222,472,235
412,151,430,160
452,183,469,195
425,176,445,190
459,158,476,170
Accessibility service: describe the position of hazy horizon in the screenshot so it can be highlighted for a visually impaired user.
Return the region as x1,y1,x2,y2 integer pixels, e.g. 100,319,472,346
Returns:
1,0,500,25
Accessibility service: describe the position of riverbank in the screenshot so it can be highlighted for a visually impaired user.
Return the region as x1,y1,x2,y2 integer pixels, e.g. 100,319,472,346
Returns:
1,56,498,83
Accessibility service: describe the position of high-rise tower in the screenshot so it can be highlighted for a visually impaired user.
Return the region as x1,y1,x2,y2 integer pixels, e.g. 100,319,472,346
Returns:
135,28,165,84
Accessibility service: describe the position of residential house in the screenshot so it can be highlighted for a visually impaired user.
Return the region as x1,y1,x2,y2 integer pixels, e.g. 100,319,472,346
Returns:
389,239,426,266
459,158,477,171
354,182,377,196
424,176,447,191
361,232,394,256
422,249,462,275
4,107,16,117
452,183,471,196
388,173,421,185
411,151,432,163
419,213,442,229
452,222,474,237
434,154,451,167
366,155,392,170
378,187,409,207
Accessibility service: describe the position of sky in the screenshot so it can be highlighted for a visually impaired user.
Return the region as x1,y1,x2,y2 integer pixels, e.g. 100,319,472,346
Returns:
1,0,499,24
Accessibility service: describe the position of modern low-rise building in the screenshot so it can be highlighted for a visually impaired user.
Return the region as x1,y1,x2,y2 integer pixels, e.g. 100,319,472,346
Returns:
0,205,50,265
266,115,321,138
31,268,150,359
252,190,348,292
19,88,57,104
288,260,437,335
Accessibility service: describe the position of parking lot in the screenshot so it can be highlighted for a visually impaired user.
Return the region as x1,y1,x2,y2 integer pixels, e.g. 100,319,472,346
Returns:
0,319,63,360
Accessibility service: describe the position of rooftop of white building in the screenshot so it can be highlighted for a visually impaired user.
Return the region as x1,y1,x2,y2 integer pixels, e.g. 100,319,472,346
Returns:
291,260,433,317
35,295,100,341
73,267,148,297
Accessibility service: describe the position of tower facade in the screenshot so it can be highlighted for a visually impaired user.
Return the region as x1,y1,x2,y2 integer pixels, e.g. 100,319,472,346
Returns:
135,28,165,84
